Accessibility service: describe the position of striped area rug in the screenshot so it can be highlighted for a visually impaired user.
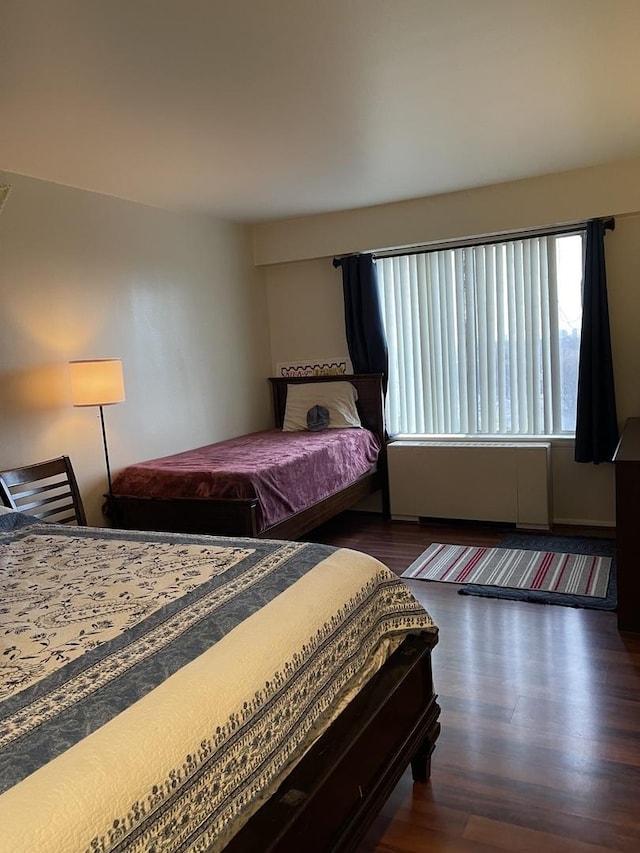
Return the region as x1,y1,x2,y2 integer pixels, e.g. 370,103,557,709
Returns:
402,542,611,598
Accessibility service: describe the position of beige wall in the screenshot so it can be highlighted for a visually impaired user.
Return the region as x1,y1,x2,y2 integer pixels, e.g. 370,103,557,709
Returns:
0,172,272,524
255,158,640,527
265,258,347,371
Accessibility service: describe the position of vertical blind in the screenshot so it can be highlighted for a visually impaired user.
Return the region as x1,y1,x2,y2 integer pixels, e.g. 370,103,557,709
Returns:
377,233,584,437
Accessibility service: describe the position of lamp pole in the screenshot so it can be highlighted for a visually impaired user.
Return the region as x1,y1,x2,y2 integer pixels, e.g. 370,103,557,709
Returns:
98,404,113,496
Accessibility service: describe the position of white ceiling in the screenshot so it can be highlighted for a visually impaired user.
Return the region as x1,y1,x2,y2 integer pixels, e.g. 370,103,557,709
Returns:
2,0,640,223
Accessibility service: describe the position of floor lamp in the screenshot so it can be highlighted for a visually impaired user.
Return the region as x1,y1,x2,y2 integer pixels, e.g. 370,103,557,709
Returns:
69,359,126,499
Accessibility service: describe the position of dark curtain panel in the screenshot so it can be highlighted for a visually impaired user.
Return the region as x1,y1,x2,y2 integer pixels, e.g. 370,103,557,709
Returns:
333,253,388,390
574,218,619,463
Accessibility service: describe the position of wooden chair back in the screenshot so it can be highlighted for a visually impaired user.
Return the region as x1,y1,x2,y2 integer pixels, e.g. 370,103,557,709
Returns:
0,455,87,525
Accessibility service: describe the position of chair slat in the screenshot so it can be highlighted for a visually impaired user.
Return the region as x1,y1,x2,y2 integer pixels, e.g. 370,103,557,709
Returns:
10,480,71,501
14,492,74,512
0,456,87,526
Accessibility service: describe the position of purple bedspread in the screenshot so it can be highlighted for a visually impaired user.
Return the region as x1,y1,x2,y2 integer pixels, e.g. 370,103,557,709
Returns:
111,428,381,531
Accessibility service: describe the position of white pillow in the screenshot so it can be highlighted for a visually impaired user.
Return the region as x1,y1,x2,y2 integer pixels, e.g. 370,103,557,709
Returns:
0,505,16,515
282,381,362,431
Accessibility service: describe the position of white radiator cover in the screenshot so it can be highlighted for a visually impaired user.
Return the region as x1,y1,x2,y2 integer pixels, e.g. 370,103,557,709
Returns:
388,440,552,529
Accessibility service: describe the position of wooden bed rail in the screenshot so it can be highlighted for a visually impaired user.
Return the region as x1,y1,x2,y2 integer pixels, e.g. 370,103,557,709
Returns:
226,630,440,852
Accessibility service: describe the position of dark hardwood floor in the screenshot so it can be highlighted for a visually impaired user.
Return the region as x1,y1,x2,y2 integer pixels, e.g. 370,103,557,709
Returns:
306,512,640,853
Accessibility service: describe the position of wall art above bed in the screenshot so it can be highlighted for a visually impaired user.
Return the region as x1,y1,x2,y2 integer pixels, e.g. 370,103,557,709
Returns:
0,184,10,215
275,357,352,377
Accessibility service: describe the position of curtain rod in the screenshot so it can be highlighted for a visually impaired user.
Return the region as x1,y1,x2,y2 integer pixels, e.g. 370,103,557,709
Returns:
371,217,615,261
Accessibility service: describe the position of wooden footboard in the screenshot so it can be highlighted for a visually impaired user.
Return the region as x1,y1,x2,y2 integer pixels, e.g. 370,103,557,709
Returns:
226,630,440,852
108,467,381,539
108,493,261,537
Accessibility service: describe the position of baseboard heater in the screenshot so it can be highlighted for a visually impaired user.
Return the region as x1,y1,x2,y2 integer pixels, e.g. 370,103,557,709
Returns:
388,440,552,530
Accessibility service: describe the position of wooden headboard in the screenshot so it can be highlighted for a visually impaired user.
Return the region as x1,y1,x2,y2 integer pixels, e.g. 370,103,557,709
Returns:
268,373,386,448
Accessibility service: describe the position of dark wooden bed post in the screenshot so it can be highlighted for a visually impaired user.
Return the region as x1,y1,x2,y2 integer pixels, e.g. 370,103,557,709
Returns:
378,444,391,521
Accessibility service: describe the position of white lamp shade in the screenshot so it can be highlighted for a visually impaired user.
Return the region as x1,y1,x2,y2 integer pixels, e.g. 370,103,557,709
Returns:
69,359,126,407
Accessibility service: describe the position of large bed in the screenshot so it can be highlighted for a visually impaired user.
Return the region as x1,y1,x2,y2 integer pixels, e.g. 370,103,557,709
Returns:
0,507,440,852
108,374,389,539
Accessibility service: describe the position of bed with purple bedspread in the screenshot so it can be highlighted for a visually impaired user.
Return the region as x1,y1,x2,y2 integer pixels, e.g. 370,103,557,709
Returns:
109,374,388,539
111,427,381,533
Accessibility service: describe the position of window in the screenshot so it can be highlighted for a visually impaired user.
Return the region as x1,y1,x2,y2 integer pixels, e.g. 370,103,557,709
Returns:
376,229,585,438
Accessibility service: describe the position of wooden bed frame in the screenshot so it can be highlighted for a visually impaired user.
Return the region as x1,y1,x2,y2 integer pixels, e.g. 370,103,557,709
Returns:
108,373,389,539
228,629,440,852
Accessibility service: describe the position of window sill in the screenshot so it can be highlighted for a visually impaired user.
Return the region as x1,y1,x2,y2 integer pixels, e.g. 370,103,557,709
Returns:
389,434,575,447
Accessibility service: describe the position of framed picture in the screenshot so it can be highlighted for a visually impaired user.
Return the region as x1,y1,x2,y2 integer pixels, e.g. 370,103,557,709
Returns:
275,358,352,378
0,185,10,215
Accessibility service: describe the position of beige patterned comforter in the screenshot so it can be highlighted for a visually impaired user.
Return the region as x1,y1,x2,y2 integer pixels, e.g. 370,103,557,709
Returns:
0,512,436,852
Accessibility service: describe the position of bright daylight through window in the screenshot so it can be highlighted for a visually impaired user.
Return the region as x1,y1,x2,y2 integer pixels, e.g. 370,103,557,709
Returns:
376,230,585,438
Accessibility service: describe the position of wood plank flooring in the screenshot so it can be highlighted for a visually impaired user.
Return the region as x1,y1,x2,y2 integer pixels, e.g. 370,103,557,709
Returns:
305,512,640,853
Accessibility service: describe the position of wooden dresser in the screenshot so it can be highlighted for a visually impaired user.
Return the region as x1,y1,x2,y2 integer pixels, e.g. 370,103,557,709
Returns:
613,417,640,632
